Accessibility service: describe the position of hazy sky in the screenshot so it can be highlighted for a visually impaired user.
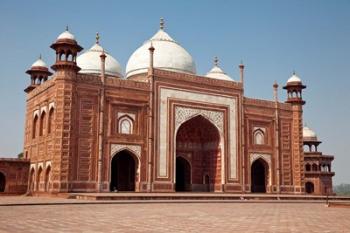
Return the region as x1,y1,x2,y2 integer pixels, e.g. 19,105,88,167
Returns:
0,0,349,184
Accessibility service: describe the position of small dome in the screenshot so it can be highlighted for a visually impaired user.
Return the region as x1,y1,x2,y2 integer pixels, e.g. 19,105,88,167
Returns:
287,72,301,83
205,57,233,81
126,19,196,78
77,43,123,78
31,57,48,68
303,126,318,141
57,29,75,41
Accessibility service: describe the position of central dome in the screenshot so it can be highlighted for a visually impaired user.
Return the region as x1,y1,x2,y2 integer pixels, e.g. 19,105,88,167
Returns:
77,41,123,78
126,21,196,78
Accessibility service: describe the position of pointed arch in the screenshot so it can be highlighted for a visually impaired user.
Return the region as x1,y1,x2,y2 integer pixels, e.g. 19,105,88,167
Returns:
305,182,314,194
110,149,139,192
45,165,51,192
118,115,134,135
29,167,35,192
36,166,43,191
175,115,221,192
251,158,269,193
253,129,265,145
0,171,6,192
39,111,46,136
47,107,54,134
32,115,39,139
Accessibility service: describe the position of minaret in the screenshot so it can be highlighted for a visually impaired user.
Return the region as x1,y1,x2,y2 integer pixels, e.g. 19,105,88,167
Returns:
273,81,281,193
49,27,83,192
283,72,306,193
239,61,245,84
147,43,155,192
25,55,52,93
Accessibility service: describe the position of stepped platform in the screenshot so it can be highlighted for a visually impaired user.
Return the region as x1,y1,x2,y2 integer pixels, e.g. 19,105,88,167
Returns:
71,192,350,202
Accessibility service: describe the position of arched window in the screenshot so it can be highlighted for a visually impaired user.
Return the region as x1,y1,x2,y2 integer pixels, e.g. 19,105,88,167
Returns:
118,117,133,134
305,164,311,171
32,115,39,139
253,129,265,145
39,111,46,136
48,108,54,134
312,164,318,171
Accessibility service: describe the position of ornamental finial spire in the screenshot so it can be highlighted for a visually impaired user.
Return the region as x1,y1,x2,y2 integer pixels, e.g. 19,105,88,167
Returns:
160,17,164,30
214,56,219,66
96,32,100,44
66,25,69,31
39,54,42,59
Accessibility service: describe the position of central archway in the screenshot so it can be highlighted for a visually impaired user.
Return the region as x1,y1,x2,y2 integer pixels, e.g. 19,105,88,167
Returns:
110,150,137,192
175,115,221,192
0,172,5,192
251,159,268,193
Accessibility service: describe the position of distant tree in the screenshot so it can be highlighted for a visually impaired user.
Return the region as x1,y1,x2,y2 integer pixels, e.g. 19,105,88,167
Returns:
333,184,350,196
17,152,23,159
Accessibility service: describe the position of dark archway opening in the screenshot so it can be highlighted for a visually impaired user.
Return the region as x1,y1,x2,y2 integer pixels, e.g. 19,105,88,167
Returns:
175,115,221,192
251,159,268,193
305,182,314,194
175,157,191,191
0,172,5,192
110,150,136,192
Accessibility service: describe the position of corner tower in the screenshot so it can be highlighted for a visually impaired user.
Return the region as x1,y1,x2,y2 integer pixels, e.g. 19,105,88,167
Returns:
50,27,83,192
283,72,306,193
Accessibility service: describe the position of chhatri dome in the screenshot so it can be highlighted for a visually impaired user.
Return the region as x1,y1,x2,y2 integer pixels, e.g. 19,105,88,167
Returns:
31,55,48,68
287,71,302,83
126,18,196,78
57,26,76,41
303,126,318,141
205,57,234,81
77,33,123,78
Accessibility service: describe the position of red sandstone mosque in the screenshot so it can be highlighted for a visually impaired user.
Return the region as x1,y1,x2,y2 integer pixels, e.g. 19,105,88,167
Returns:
0,19,334,195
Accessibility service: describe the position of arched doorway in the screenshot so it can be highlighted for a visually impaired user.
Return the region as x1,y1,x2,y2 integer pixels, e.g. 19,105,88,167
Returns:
305,182,314,194
110,150,137,192
45,166,51,192
176,115,221,192
36,167,43,192
176,157,191,191
0,172,5,192
251,159,268,193
29,168,35,192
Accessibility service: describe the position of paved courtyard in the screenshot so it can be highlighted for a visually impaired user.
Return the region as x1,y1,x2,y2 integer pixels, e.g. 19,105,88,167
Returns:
0,198,349,232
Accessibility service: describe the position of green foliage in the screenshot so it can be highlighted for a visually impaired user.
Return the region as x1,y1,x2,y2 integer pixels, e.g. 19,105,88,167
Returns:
17,152,23,159
334,184,350,196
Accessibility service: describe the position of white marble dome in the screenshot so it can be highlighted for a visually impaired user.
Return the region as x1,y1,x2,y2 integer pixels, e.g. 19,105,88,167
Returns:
303,126,318,141
205,58,233,81
126,27,196,78
57,29,75,41
287,72,302,83
77,43,123,78
31,57,48,68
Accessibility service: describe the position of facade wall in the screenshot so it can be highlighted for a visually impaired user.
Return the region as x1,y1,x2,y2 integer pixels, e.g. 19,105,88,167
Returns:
20,66,334,194
0,159,29,194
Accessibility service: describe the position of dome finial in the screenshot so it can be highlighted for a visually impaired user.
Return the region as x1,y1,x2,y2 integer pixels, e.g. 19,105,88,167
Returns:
160,17,164,30
214,56,219,66
39,54,42,59
66,25,69,31
96,32,100,44
293,70,296,75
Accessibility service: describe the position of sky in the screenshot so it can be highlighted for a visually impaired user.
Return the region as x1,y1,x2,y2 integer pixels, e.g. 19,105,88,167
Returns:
0,0,349,184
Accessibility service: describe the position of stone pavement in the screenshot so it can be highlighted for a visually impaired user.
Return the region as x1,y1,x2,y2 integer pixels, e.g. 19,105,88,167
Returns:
0,197,349,232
